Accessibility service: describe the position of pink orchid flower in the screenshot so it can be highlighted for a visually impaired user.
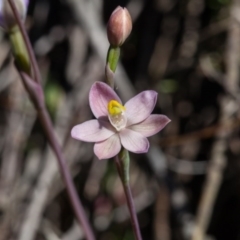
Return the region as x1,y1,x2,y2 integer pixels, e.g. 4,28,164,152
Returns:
71,82,170,160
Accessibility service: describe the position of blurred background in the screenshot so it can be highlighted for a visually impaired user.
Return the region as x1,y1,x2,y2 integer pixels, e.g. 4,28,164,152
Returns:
0,0,239,239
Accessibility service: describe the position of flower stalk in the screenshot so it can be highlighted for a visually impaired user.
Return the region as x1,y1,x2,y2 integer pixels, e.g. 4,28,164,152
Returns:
7,0,95,239
105,46,120,87
107,47,120,72
106,7,142,239
115,150,142,240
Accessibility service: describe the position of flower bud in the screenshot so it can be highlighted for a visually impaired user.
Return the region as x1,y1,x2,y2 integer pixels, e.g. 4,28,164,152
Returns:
107,6,132,47
0,0,29,30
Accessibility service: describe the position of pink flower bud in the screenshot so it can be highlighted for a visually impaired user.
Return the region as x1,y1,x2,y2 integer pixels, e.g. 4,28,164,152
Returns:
0,0,29,30
107,6,132,47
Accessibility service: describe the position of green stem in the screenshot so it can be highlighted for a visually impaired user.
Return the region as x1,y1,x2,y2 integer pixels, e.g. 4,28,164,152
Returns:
107,46,120,72
9,27,30,74
105,44,142,240
105,46,120,87
119,148,130,184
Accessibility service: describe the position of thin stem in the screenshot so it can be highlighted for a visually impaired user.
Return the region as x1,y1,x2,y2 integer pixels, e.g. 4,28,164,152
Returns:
7,1,95,239
106,44,142,240
37,102,95,240
106,46,120,73
114,155,142,240
18,71,96,240
8,0,41,83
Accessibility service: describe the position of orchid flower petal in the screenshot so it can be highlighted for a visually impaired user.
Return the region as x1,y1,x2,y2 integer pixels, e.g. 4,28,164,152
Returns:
94,134,121,160
89,82,122,118
124,90,158,126
71,119,115,142
119,128,149,153
129,114,170,137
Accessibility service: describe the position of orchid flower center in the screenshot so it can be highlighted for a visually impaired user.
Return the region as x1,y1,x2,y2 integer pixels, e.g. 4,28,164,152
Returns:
107,100,127,131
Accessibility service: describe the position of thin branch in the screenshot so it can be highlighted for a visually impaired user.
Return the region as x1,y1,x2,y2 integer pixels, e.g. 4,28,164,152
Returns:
114,155,142,240
17,57,100,240
7,1,95,239
19,71,95,240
